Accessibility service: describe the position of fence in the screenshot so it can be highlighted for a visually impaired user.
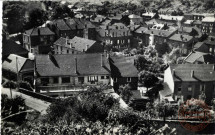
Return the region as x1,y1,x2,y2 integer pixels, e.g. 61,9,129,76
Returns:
19,88,55,103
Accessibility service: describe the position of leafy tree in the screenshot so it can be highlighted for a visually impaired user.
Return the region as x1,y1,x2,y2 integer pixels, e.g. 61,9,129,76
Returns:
51,4,74,20
1,94,27,124
118,84,133,103
138,71,159,91
24,8,48,30
121,15,130,26
134,55,148,71
3,3,25,33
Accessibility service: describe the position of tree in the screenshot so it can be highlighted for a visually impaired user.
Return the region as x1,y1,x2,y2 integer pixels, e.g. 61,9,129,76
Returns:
24,8,48,30
3,3,25,33
121,15,130,26
138,71,159,91
155,42,170,57
134,55,148,71
51,4,74,20
118,84,133,103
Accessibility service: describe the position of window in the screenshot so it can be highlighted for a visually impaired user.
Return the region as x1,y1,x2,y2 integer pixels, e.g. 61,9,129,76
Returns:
210,47,213,53
101,76,104,79
40,37,44,41
41,78,49,84
127,77,131,82
62,77,70,83
67,50,69,54
78,77,84,84
88,76,98,82
113,78,117,82
110,40,113,44
53,77,58,83
50,36,54,41
128,39,130,43
117,40,119,44
188,85,192,91
200,84,205,91
30,48,34,53
178,85,182,93
106,76,109,79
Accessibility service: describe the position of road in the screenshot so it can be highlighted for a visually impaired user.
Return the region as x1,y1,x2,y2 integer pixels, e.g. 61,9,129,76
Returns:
1,87,51,115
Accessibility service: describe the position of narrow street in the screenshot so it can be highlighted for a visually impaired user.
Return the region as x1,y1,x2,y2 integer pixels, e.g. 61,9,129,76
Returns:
1,87,51,115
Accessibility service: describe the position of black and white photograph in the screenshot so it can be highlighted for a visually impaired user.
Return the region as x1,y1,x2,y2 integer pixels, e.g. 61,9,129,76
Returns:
1,0,215,134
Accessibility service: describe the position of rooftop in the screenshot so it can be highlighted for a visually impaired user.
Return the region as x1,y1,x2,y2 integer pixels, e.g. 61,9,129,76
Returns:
169,34,193,42
109,56,138,77
184,51,215,64
54,36,96,52
144,29,176,37
169,64,215,82
36,54,110,77
25,27,55,36
202,17,215,23
159,15,184,21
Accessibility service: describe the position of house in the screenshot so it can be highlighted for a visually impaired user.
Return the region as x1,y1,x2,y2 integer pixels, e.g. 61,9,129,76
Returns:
34,53,111,96
128,14,143,25
164,64,215,105
96,23,133,50
23,27,55,55
90,15,107,24
184,51,215,64
2,54,34,84
53,36,104,54
159,15,184,23
109,56,138,91
133,27,148,48
202,17,215,34
142,29,176,46
168,34,194,56
193,42,209,53
142,12,156,21
203,35,215,55
48,18,97,40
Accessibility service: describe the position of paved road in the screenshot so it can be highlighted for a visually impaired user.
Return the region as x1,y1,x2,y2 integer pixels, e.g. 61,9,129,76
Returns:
1,87,51,115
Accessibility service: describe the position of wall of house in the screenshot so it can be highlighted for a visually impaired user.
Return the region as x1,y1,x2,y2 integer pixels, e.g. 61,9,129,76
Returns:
174,81,215,105
202,22,215,34
164,67,175,93
112,77,138,91
168,39,193,56
54,45,82,54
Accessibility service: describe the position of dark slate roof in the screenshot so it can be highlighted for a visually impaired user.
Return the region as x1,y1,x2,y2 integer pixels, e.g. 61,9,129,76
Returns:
169,64,215,82
25,27,55,36
184,51,215,64
193,42,205,49
2,38,28,57
204,39,215,46
3,54,27,73
169,34,193,42
35,54,110,76
178,27,193,33
144,29,176,38
54,36,96,52
109,56,138,77
53,19,71,30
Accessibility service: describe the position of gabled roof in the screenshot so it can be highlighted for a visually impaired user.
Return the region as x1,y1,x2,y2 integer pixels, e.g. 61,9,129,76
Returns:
25,27,55,36
54,36,96,52
134,27,148,34
36,54,110,76
169,64,215,82
169,34,193,42
2,38,28,57
143,29,176,38
3,54,27,73
178,27,193,33
109,56,138,77
184,51,215,64
52,19,71,30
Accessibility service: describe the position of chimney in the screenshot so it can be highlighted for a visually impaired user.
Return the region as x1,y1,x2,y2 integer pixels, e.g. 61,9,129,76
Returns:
75,57,78,74
38,29,40,36
101,54,104,67
191,70,194,78
86,45,89,51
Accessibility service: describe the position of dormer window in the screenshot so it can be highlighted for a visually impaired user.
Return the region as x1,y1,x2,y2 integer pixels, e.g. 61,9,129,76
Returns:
127,77,131,82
